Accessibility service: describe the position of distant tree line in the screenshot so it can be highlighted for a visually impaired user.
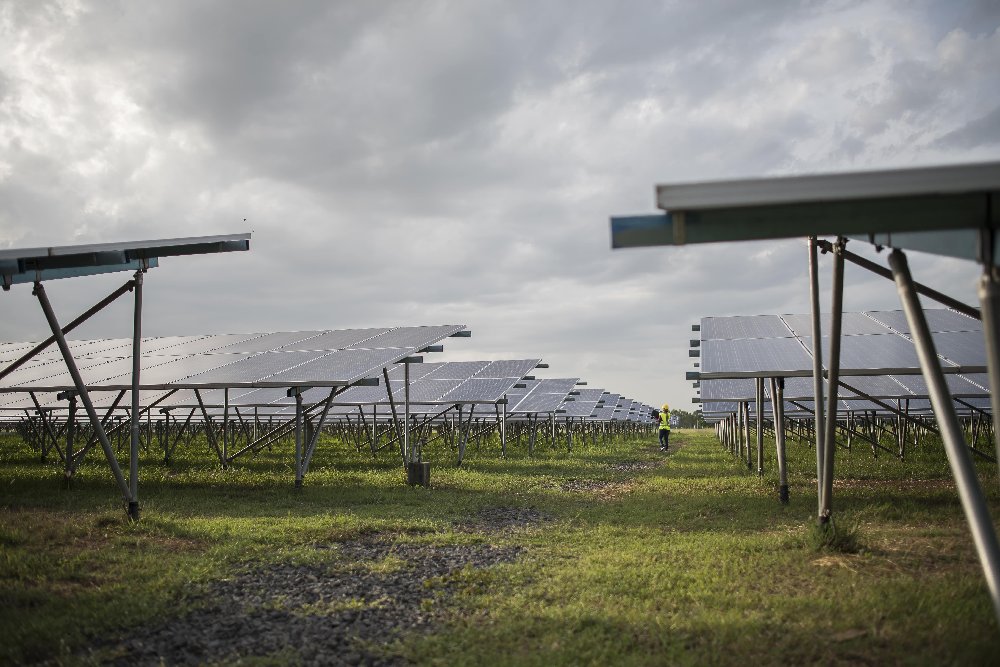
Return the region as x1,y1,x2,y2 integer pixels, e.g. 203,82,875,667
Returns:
671,408,705,429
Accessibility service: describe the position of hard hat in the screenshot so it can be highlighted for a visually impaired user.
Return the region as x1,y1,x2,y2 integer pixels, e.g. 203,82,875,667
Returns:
662,403,669,410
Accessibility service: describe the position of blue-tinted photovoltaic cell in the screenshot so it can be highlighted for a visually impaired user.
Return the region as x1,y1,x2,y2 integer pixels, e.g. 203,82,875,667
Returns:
137,353,255,386
929,331,988,367
279,328,390,351
422,361,491,380
560,400,599,417
701,315,793,340
181,351,322,385
536,378,579,394
836,375,910,398
348,325,464,350
835,334,926,372
702,337,812,374
148,334,261,356
141,335,214,355
700,378,757,401
779,312,893,337
866,309,980,335
475,359,539,379
406,379,465,402
891,372,988,397
574,388,605,402
264,348,407,385
513,393,566,413
442,378,520,402
210,332,324,354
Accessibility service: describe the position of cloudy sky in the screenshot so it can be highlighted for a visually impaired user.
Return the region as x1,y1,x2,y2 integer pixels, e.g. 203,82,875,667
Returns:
1,0,999,410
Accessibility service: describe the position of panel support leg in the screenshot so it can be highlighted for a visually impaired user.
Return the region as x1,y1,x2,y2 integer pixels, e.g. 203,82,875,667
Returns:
755,377,764,477
820,237,846,526
293,389,303,489
771,377,788,503
808,236,827,522
977,267,1000,481
33,282,132,507
128,268,143,522
890,248,1000,625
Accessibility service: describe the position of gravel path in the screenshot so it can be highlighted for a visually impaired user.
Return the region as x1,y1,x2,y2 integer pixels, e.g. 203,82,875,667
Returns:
82,456,662,665
89,537,522,666
453,505,552,532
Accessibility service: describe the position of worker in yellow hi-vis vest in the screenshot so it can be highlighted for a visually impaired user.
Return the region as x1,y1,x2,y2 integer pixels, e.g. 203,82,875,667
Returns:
658,403,671,452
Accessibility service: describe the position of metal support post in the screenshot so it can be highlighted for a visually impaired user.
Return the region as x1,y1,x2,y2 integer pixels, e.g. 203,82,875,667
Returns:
890,248,1000,625
771,377,788,503
978,267,1000,476
294,389,303,488
404,360,411,463
64,393,77,482
33,282,133,507
222,387,229,469
820,237,846,525
0,279,136,383
501,399,507,459
128,269,143,521
742,401,751,469
808,236,826,520
755,377,764,477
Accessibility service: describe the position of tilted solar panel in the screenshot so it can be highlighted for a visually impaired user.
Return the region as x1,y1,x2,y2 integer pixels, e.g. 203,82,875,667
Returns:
278,328,390,351
702,314,794,340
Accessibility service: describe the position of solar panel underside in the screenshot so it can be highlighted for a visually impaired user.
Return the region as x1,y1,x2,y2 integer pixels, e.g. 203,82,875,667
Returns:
700,309,986,379
701,314,794,340
698,309,990,417
560,400,599,417
701,337,813,375
0,325,466,392
513,392,567,413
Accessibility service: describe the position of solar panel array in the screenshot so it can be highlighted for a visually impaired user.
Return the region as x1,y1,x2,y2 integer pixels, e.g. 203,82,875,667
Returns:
695,309,989,418
1,336,656,424
0,326,466,393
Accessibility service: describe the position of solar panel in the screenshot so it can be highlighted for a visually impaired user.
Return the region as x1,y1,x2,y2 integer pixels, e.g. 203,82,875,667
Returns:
383,363,440,382
512,392,566,413
702,315,793,340
405,379,465,402
0,324,467,392
262,348,410,386
423,361,491,380
277,328,390,351
813,334,930,372
347,325,464,350
330,384,391,405
700,378,757,401
145,333,261,356
890,372,988,398
141,335,218,355
560,400,599,417
184,351,325,385
928,331,988,367
209,332,326,354
441,378,522,402
34,338,132,361
779,312,894,337
475,359,540,379
702,337,813,375
535,378,579,394
866,309,980,335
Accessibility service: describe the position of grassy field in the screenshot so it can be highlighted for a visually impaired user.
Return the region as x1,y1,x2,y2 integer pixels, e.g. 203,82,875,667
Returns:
1,425,999,665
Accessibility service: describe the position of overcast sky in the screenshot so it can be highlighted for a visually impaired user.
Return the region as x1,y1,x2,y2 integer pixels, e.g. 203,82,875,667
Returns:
2,0,999,410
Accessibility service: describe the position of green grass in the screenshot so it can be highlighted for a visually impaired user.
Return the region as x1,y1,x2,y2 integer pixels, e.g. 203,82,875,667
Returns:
1,426,998,665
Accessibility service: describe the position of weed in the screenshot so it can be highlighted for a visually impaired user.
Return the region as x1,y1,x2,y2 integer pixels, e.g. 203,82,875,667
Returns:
806,516,863,554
